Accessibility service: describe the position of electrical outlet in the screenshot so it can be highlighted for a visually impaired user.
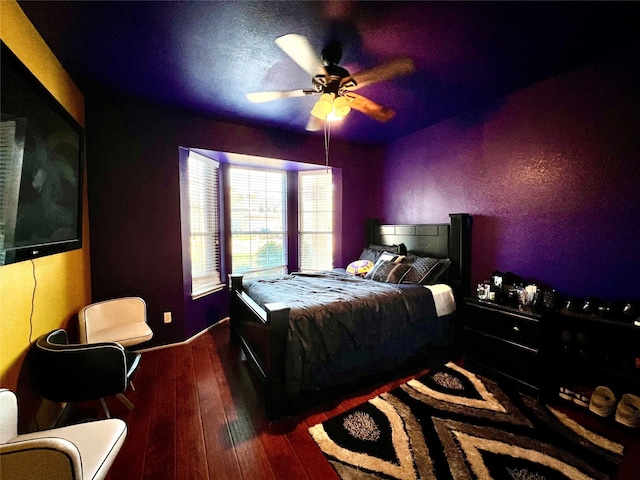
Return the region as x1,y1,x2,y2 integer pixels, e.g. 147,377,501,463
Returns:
163,311,172,324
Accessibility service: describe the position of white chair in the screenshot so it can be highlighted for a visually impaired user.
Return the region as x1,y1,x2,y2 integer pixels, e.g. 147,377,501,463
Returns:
78,296,153,347
0,388,127,480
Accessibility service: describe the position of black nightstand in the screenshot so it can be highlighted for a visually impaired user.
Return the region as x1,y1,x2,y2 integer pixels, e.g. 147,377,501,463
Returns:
463,297,549,397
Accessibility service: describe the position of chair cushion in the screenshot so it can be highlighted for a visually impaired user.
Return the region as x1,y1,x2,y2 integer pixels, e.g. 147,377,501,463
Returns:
1,437,83,479
13,418,127,480
90,323,153,347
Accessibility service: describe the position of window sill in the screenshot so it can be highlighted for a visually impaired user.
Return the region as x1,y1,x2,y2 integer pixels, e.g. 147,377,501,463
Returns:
191,283,225,300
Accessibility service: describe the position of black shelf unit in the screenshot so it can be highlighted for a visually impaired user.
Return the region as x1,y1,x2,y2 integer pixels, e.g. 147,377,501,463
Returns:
548,308,640,399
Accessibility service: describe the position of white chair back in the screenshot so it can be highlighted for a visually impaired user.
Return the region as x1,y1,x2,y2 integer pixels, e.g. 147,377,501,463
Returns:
79,297,151,346
0,389,18,443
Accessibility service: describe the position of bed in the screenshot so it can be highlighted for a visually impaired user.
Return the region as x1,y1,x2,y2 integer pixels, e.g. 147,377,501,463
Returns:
229,213,471,420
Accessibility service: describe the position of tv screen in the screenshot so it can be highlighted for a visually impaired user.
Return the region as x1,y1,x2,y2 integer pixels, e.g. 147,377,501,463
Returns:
0,43,84,265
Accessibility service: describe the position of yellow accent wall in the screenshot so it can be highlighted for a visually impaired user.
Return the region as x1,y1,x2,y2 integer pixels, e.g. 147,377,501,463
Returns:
0,0,91,392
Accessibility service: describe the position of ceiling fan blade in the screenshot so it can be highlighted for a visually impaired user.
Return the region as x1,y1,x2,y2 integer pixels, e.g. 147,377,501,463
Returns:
275,34,326,78
344,92,395,122
246,89,314,103
305,115,323,132
342,57,415,90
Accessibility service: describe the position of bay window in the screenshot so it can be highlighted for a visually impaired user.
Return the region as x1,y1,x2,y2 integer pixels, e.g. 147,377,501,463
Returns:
298,170,333,271
229,166,287,278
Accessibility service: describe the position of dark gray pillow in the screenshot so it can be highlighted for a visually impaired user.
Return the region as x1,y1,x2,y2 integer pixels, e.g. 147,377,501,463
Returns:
403,254,451,285
358,243,406,263
365,260,413,283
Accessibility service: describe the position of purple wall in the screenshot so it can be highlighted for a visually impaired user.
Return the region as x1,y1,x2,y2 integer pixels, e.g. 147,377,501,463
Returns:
382,53,640,302
86,95,383,345
85,52,639,346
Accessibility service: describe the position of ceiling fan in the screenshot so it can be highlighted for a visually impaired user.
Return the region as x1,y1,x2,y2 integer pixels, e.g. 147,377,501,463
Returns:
246,34,415,131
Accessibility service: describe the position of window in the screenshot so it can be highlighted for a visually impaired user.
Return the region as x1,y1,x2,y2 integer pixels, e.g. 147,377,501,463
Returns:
299,170,333,271
187,151,222,297
229,167,287,278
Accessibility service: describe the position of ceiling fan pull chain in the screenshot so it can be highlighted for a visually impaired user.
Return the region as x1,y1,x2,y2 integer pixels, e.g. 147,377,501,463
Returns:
324,120,331,171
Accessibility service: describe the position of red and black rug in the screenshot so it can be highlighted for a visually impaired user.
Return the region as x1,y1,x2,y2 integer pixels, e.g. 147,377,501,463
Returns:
309,362,625,479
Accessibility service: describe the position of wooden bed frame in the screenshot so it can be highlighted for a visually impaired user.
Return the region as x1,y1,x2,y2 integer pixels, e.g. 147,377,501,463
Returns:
229,213,471,420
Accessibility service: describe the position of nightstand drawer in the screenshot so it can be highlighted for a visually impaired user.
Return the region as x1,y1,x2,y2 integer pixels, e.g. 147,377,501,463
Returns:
465,305,539,349
465,329,540,388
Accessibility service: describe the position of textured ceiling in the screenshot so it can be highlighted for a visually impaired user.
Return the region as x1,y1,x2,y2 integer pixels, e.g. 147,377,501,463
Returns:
17,1,640,145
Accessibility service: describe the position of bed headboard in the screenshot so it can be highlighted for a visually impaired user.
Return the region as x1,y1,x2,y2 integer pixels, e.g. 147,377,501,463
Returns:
366,213,472,300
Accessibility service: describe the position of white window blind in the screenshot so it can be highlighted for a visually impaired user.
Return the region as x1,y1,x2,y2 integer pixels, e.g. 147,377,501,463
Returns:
299,170,333,271
230,166,287,278
188,151,222,297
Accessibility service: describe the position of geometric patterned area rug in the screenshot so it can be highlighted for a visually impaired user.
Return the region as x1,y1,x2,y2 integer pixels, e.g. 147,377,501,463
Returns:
309,362,625,479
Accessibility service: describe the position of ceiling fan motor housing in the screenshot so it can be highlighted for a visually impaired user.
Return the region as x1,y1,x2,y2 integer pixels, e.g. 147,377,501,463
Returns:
314,64,354,96
320,41,343,66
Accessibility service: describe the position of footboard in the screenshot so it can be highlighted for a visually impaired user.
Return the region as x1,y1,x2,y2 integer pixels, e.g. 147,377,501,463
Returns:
228,274,291,420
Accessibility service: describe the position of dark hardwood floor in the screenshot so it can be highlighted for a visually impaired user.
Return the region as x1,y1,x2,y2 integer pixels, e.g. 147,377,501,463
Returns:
65,318,638,480
96,319,411,480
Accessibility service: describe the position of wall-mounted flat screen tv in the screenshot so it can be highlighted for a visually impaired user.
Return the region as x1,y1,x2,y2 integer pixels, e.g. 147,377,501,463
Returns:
0,42,84,266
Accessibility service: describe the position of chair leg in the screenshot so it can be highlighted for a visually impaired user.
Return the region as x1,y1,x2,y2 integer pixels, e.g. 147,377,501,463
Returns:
116,393,135,410
54,402,73,428
100,398,111,419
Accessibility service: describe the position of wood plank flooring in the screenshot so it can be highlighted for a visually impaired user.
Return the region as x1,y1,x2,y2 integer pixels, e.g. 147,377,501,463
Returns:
64,318,639,479
94,318,415,480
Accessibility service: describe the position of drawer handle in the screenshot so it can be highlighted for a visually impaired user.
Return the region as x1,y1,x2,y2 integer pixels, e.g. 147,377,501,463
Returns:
513,325,520,332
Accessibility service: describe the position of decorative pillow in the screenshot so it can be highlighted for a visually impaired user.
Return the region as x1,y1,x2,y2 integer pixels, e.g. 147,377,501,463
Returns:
346,259,374,277
403,254,452,285
365,260,413,284
358,243,407,263
365,252,406,280
378,251,405,263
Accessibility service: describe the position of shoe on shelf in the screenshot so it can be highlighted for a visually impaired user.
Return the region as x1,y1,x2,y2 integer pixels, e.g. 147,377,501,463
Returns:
615,393,640,428
559,385,575,401
573,385,593,408
588,386,616,417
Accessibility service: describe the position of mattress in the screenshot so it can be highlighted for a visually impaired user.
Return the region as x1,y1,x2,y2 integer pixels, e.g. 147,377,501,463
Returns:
424,283,456,317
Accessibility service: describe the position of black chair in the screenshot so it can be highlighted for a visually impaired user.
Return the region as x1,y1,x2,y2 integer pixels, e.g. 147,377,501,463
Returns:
32,329,140,419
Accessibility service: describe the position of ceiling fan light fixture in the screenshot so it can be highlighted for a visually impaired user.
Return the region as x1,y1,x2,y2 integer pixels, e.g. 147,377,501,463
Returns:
311,93,335,119
311,93,352,120
332,96,351,118
326,111,345,122
310,104,327,120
